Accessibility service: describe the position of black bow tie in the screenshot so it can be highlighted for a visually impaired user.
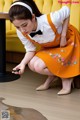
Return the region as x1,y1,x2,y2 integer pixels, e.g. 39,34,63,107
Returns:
30,30,42,37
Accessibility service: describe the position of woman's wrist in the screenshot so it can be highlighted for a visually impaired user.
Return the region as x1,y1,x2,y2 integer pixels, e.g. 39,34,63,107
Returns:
20,61,26,66
61,34,66,37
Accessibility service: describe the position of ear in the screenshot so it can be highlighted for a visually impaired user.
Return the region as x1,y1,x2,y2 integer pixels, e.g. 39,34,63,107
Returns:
32,14,36,21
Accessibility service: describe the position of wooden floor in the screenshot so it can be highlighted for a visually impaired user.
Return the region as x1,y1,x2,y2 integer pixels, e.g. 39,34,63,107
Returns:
0,63,80,120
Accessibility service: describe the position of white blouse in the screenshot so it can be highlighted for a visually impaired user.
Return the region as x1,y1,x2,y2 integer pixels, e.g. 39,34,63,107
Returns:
17,6,70,52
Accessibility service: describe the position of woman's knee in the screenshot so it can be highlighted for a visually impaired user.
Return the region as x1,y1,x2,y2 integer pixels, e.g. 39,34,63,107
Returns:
34,59,46,73
28,62,35,71
28,56,39,71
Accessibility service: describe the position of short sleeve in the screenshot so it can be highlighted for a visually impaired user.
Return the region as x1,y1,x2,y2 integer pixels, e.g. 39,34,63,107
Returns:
51,6,70,27
16,30,36,52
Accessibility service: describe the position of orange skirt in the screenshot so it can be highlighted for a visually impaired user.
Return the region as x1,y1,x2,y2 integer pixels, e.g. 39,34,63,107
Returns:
36,25,80,78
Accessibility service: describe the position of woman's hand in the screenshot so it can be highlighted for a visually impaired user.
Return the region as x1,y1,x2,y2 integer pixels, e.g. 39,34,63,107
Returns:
12,63,26,75
60,36,67,47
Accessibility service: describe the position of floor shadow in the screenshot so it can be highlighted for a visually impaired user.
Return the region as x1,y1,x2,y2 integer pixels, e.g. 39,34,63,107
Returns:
0,97,48,120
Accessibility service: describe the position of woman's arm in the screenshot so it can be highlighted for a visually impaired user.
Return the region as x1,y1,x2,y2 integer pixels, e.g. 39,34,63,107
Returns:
12,30,37,74
20,51,35,65
60,16,70,47
12,51,36,74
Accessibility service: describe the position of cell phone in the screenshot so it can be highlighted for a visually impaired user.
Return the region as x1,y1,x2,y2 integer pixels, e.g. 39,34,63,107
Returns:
12,69,20,72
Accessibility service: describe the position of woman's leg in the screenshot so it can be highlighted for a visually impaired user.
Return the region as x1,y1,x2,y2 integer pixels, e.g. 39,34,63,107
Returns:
36,75,57,91
28,56,53,75
28,56,57,90
28,56,39,72
57,78,73,95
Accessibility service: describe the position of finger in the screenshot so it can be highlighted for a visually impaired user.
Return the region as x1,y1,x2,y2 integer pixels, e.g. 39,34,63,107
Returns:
12,69,20,72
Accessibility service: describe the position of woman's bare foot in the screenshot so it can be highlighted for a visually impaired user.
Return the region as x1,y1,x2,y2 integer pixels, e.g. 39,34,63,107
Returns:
57,78,73,95
36,76,57,91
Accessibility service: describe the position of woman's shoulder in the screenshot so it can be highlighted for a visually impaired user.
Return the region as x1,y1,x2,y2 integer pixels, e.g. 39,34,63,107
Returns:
38,14,47,19
37,14,51,22
16,29,26,39
36,14,48,25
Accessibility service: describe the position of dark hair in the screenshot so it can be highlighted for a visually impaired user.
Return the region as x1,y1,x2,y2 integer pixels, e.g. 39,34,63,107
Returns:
9,0,42,22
